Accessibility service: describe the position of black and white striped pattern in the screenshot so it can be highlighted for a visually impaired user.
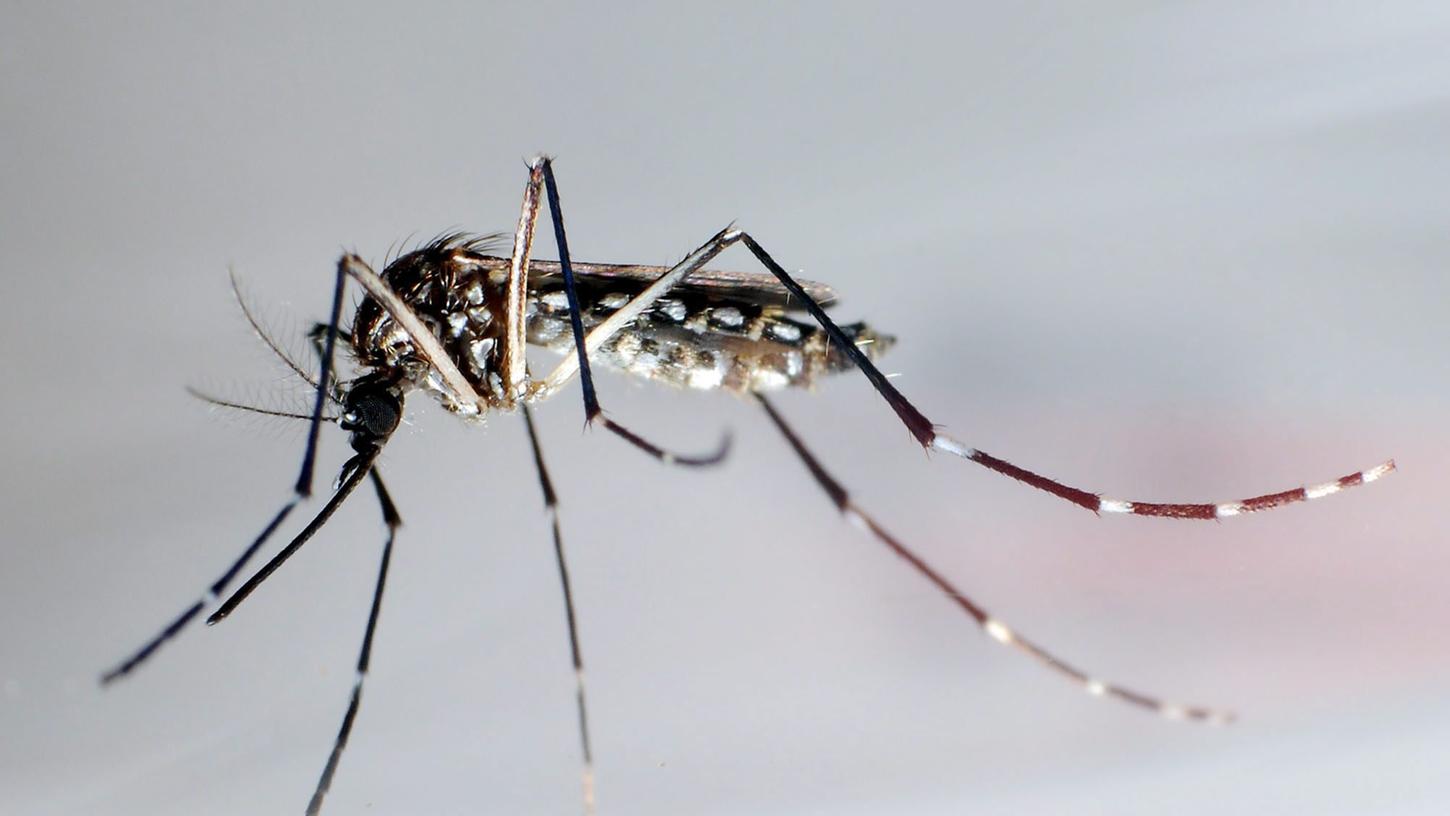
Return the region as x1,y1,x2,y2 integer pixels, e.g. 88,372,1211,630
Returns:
761,394,1233,724
930,435,1395,520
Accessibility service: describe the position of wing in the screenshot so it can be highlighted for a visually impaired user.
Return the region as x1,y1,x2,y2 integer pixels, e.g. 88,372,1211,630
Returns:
466,255,839,310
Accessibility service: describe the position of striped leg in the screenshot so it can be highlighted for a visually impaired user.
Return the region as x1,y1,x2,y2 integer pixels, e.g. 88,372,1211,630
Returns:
100,256,356,684
308,469,402,816
99,501,299,684
731,233,1394,520
758,393,1231,723
522,405,597,816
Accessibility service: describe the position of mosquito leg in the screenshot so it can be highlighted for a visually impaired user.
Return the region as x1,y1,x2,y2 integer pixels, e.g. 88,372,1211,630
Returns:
343,254,488,416
730,233,1394,519
522,405,597,816
99,501,299,684
100,255,356,684
756,393,1231,722
307,321,358,406
297,255,352,495
208,449,380,624
307,468,401,816
533,158,729,466
499,158,545,404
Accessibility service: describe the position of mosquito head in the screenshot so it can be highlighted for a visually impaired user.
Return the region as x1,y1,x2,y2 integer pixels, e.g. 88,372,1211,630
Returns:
340,373,404,452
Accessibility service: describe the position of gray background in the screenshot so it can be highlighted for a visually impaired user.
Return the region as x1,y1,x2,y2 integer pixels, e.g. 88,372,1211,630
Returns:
3,3,1448,814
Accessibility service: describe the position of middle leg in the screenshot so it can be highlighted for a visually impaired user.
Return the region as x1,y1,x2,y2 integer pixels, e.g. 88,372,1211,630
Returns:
532,157,729,467
522,404,598,816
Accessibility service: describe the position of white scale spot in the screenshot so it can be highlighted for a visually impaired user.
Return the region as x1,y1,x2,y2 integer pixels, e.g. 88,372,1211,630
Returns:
1215,502,1244,518
783,350,804,378
600,292,629,309
686,363,725,390
750,369,789,391
767,322,802,343
1099,499,1133,514
711,306,744,328
1160,704,1188,721
842,507,869,531
582,766,598,814
464,281,484,305
541,291,571,310
1364,462,1394,482
1085,679,1107,697
1305,482,1341,500
657,299,687,322
929,435,975,458
446,312,468,337
469,338,495,373
487,372,505,396
983,618,1014,645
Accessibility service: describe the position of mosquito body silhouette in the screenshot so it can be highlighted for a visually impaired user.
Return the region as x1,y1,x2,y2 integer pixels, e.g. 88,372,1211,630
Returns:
101,157,1395,814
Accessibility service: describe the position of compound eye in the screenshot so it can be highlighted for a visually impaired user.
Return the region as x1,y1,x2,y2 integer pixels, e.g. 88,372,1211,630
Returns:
343,382,402,442
354,392,401,438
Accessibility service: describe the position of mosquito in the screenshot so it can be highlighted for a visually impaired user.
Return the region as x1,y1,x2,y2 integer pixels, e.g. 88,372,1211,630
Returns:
100,157,1396,814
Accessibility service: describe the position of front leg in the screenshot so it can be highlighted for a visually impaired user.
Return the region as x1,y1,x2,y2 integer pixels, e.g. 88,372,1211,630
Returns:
342,254,487,415
499,158,546,405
